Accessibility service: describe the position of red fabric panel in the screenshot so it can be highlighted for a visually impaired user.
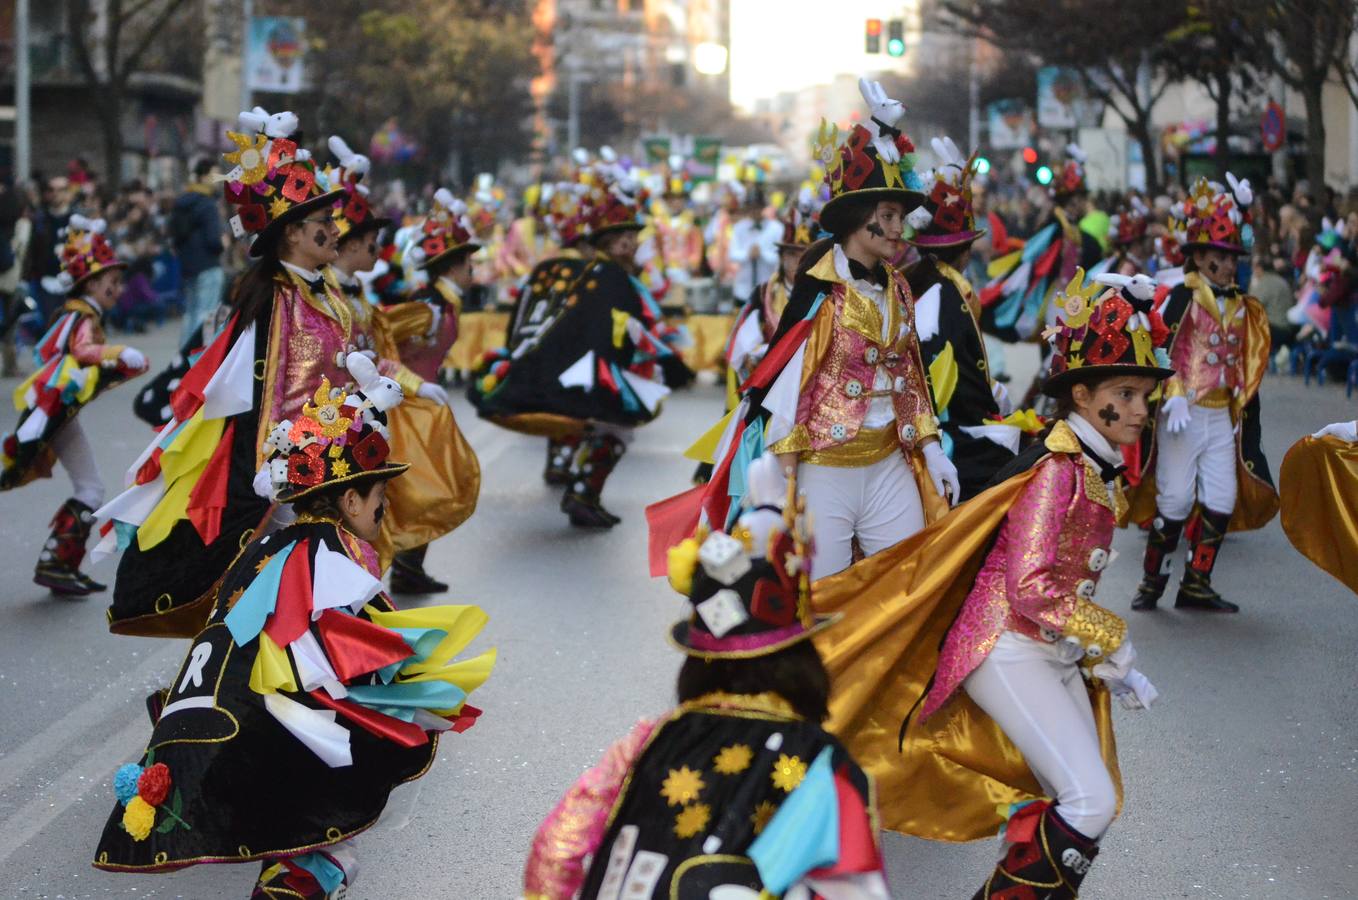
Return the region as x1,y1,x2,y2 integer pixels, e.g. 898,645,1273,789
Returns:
170,312,238,422
308,689,429,748
262,538,314,647
644,484,705,577
186,420,235,544
312,608,413,682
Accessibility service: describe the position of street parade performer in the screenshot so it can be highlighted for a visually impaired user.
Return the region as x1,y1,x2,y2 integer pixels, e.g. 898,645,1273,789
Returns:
807,277,1169,898
1127,173,1278,614
92,107,436,637
1,215,149,595
1280,418,1358,595
469,172,691,529
372,184,482,593
92,360,494,900
675,78,957,579
524,453,890,900
906,135,1022,500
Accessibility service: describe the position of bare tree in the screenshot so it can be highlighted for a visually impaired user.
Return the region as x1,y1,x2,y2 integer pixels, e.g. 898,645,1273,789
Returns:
938,0,1189,196
67,0,197,191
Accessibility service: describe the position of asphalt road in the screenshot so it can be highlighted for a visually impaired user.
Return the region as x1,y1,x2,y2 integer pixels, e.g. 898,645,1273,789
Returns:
0,320,1355,899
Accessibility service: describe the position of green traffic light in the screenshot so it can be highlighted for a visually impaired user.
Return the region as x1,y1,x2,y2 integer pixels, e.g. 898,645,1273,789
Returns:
887,38,905,56
1035,165,1053,185
974,157,991,175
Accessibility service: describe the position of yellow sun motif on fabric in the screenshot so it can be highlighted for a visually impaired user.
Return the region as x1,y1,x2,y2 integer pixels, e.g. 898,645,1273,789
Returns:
660,766,706,807
330,459,351,478
674,803,711,839
302,378,353,438
713,744,753,775
254,554,273,574
751,800,778,835
770,754,807,793
226,587,245,610
225,132,270,185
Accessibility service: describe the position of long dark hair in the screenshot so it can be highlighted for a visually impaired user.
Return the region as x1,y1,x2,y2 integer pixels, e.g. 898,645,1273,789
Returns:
228,256,283,329
676,639,831,722
795,195,883,283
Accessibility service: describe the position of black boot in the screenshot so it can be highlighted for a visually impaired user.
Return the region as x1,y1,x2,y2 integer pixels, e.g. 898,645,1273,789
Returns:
389,544,448,595
1132,514,1184,611
33,498,100,597
543,435,579,486
1175,508,1238,612
971,801,1100,900
561,434,626,528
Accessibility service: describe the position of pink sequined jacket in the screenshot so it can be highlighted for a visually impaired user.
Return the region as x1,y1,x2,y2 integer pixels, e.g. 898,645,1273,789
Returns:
922,429,1128,719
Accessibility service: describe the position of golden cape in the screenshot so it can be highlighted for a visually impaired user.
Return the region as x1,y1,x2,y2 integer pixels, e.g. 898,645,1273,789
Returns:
812,427,1121,841
1280,434,1358,595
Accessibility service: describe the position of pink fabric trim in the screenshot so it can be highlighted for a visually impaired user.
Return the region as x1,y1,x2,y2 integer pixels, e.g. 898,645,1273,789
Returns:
687,622,808,653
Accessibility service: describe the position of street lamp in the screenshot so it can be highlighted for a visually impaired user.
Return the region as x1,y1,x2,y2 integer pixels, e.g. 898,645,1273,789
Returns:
693,42,728,76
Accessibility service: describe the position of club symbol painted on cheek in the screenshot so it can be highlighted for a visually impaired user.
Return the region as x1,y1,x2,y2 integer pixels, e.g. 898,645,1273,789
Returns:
313,228,330,249
1098,403,1121,426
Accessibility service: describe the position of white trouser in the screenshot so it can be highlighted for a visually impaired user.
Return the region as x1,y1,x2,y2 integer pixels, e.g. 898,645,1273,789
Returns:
1155,404,1237,519
797,451,925,579
52,420,104,508
964,631,1117,841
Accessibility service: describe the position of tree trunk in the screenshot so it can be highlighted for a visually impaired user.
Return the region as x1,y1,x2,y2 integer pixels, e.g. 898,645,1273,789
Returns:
1213,70,1232,180
96,84,125,194
1302,81,1327,199
1130,113,1161,197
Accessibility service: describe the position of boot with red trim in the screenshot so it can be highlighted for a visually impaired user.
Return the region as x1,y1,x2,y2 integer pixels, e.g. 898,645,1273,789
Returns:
1174,508,1238,612
971,801,1100,900
560,433,626,528
1131,513,1184,611
33,498,103,597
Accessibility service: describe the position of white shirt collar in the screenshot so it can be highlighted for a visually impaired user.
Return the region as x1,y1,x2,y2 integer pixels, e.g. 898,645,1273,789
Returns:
330,266,358,287
280,260,322,282
831,243,885,303
1065,412,1123,471
437,275,464,299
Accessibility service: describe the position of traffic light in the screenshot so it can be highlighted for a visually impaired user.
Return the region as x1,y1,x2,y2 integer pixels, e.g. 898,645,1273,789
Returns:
886,19,905,57
974,156,991,176
865,18,882,54
1035,165,1054,185
1021,146,1038,165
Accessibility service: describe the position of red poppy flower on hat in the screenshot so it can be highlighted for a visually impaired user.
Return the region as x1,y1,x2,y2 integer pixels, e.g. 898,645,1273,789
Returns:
137,763,172,807
92,235,117,264
287,450,326,487
343,192,370,225
66,254,89,281
351,432,389,470
238,203,268,233
422,235,447,258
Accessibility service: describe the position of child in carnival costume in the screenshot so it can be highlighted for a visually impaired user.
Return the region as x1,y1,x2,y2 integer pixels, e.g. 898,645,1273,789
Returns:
469,170,693,529
806,276,1170,898
327,144,480,595
1102,196,1154,277
677,78,958,579
1127,174,1278,614
525,453,890,899
906,135,1026,501
92,355,494,900
1,215,149,594
93,107,440,638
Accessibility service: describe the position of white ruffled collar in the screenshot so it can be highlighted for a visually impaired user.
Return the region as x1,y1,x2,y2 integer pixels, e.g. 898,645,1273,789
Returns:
1065,412,1123,472
280,260,322,282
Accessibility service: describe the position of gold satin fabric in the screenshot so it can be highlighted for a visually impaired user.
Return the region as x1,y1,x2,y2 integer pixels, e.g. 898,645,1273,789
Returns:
378,303,435,349
444,311,512,372
812,458,1121,841
375,396,481,568
1124,297,1278,532
1281,435,1358,595
678,312,737,372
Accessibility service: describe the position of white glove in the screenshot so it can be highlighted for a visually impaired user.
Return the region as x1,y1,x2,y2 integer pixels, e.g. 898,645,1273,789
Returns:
416,381,450,406
922,440,960,507
252,465,276,501
1162,395,1191,434
1103,668,1159,710
1091,639,1136,683
1312,420,1358,442
117,347,148,370
991,380,1013,417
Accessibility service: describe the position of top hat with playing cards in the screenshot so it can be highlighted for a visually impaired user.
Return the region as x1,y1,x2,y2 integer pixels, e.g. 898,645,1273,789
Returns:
665,454,837,659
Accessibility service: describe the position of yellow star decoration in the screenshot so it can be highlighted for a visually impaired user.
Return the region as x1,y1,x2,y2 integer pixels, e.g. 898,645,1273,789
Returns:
254,554,274,574
713,744,754,775
674,803,711,839
751,800,778,835
770,754,807,793
225,132,270,185
268,196,292,221
660,766,706,807
330,459,351,478
302,378,353,439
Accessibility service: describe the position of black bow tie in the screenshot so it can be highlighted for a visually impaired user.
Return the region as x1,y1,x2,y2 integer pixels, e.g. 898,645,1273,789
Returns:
847,258,888,288
1076,437,1126,482
339,281,361,297
871,116,902,141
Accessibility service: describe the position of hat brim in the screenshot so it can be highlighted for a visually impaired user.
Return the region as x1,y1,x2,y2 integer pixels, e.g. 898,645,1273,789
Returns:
1181,241,1247,256
276,461,409,503
70,261,128,291
667,613,841,660
908,227,988,250
249,188,347,258
1042,364,1176,398
341,216,394,241
425,242,480,272
820,188,927,237
776,240,811,251
587,222,645,243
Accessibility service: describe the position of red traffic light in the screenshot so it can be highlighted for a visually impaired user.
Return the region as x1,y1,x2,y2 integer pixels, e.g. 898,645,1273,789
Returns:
866,18,883,35
1022,146,1038,164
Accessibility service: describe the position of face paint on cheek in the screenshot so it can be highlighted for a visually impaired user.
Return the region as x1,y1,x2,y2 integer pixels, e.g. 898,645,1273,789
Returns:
1098,403,1121,426
313,228,329,249
865,221,886,239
